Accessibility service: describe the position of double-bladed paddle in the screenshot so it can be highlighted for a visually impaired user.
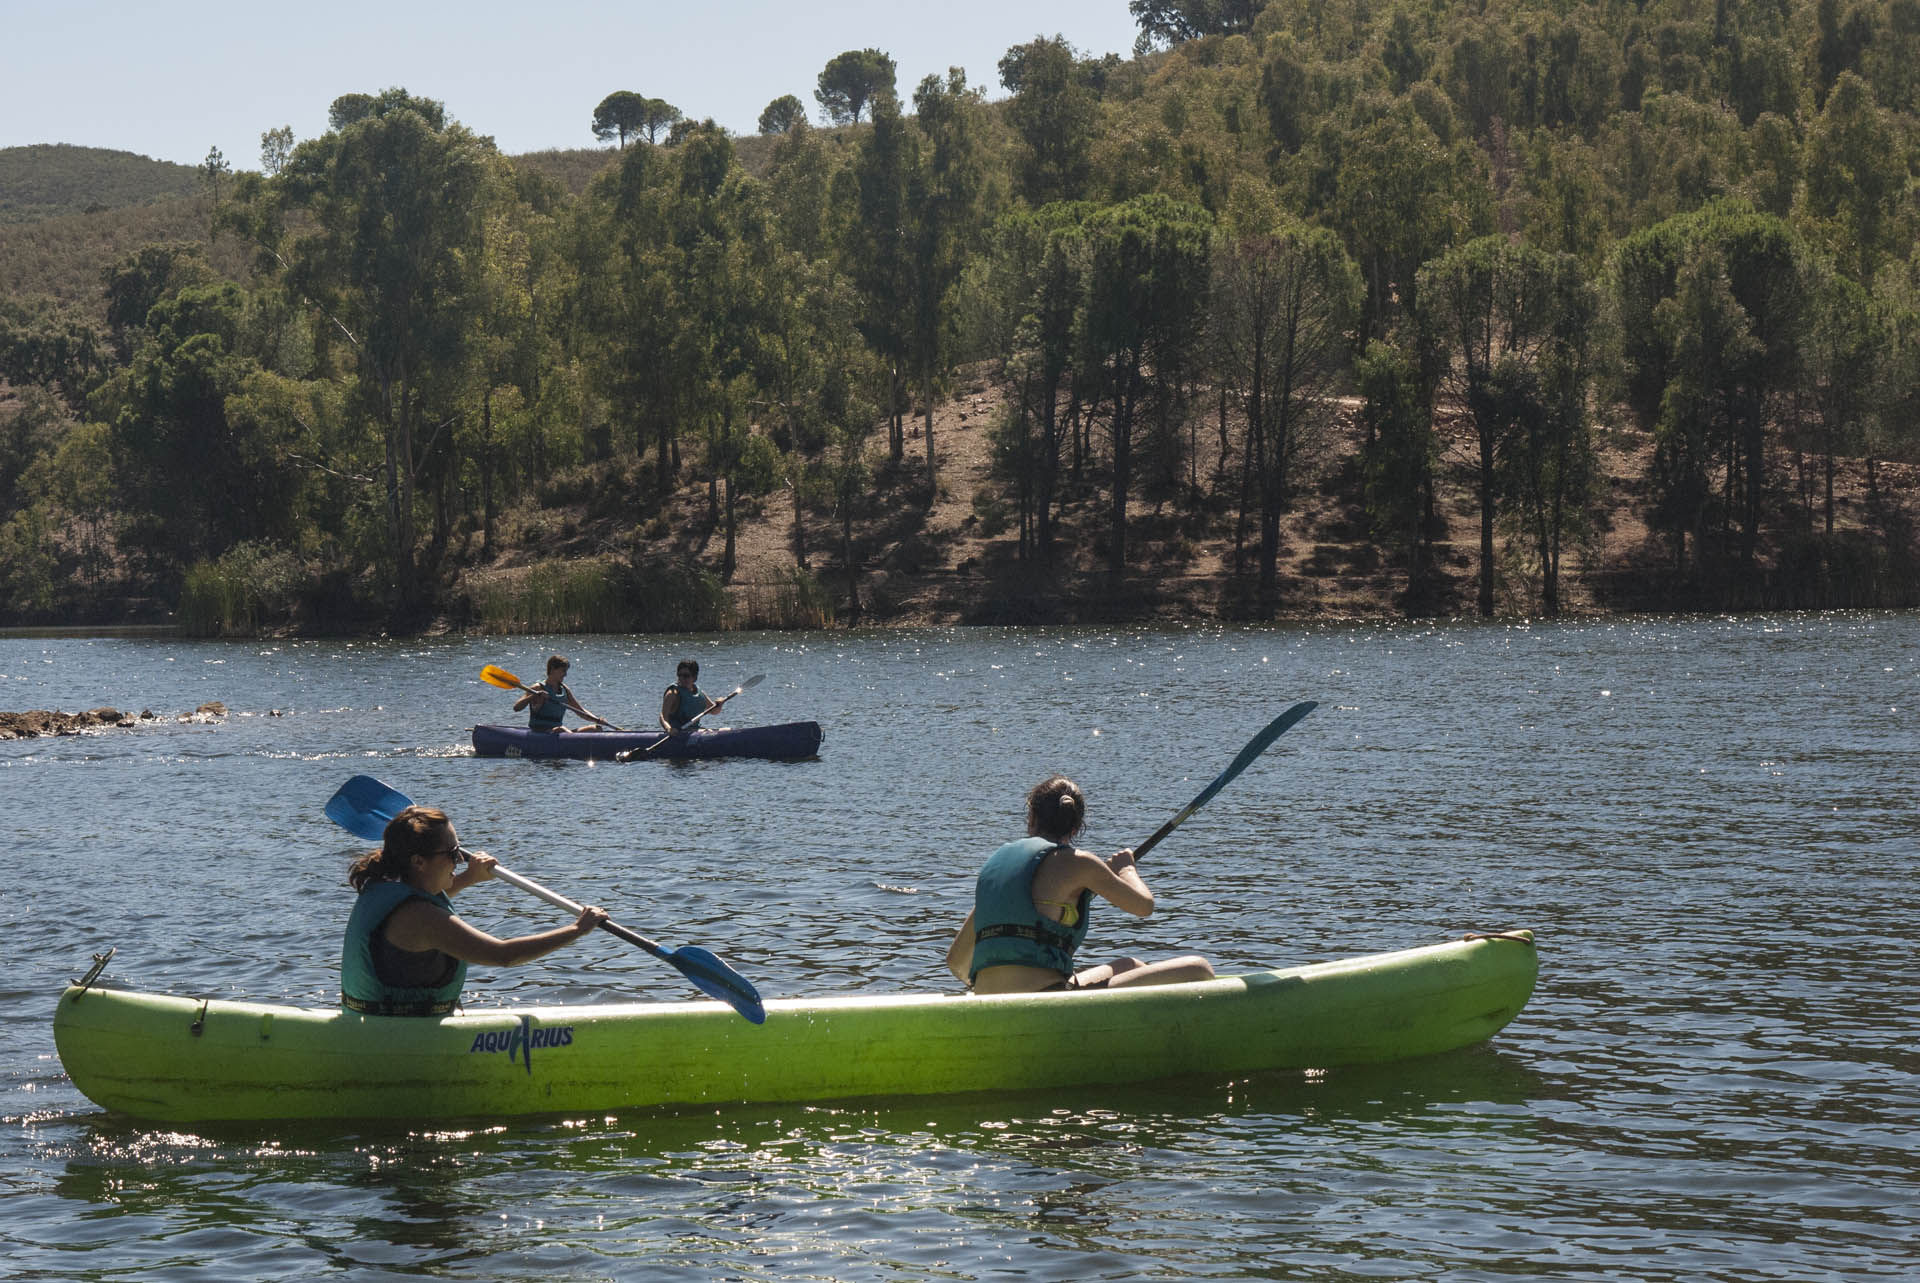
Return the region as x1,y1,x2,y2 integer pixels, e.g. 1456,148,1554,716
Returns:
624,673,768,759
1131,699,1318,862
323,774,765,1023
480,664,623,732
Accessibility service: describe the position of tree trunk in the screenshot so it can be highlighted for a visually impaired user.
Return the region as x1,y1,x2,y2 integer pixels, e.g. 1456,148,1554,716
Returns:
842,513,860,621
1109,365,1137,575
723,473,736,581
1477,416,1496,618
922,365,937,491
1037,373,1058,561
480,387,496,558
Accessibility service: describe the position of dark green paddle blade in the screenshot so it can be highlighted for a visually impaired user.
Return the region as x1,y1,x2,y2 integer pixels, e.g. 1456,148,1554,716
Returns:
1133,700,1318,861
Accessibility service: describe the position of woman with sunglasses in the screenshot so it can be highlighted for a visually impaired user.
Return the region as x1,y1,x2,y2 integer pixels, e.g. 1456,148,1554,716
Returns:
341,805,606,1016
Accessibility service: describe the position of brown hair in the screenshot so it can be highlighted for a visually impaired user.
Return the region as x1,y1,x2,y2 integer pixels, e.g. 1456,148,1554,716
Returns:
677,658,699,678
546,654,570,674
1026,775,1085,843
347,805,453,891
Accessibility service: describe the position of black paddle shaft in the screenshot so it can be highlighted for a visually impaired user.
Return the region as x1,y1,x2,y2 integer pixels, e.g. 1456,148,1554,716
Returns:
1132,701,1316,862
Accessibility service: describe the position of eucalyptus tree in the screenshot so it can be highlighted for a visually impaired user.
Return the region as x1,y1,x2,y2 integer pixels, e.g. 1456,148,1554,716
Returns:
579,139,685,489
459,168,577,556
1612,201,1809,572
1496,313,1600,618
1802,72,1907,285
0,301,106,414
1209,192,1362,604
1793,270,1877,542
102,243,212,360
1419,235,1594,615
670,125,766,579
816,49,897,125
1323,100,1489,344
980,202,1089,561
836,94,917,461
224,88,504,614
905,68,989,489
1079,194,1213,574
103,283,309,580
763,119,837,261
1644,251,1754,571
1356,337,1442,612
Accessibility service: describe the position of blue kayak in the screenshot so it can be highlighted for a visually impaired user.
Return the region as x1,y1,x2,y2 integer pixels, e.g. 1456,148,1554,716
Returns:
471,722,823,761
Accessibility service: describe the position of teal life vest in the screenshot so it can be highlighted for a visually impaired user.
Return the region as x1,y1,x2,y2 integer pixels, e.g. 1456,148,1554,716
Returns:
969,836,1091,983
341,881,467,1016
665,683,708,729
528,678,569,732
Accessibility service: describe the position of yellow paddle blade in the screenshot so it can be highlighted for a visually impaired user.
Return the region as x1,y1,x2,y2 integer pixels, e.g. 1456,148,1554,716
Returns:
480,664,526,691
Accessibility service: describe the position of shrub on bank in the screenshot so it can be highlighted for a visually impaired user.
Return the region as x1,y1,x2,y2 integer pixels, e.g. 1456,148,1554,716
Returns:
179,542,305,636
466,557,736,633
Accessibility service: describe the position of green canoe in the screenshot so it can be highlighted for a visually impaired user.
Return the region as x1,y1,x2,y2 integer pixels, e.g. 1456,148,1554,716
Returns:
53,931,1537,1124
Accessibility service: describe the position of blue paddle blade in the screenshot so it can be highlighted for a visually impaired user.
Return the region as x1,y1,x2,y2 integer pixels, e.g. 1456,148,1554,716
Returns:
668,945,767,1024
325,774,414,841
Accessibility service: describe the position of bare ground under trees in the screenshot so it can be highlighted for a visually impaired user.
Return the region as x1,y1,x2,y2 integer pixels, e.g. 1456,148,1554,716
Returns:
451,361,1920,631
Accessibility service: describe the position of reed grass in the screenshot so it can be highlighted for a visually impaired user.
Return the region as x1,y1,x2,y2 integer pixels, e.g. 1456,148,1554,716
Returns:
736,567,834,630
467,557,737,633
178,542,303,636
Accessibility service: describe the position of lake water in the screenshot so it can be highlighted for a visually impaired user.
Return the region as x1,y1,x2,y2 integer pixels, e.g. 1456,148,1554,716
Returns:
4,615,1916,1281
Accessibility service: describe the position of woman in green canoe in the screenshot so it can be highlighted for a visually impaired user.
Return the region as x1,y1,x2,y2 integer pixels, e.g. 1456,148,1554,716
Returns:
946,774,1215,995
342,805,607,1016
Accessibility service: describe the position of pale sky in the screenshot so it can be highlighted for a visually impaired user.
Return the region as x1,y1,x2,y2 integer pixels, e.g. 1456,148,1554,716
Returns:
2,0,1144,168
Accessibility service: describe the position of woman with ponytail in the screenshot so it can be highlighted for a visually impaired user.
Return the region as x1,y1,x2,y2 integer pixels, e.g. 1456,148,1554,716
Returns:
946,775,1214,995
342,805,607,1016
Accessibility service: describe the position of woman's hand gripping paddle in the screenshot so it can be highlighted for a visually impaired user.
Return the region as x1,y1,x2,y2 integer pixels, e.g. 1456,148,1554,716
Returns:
945,700,1318,984
324,774,765,1023
480,664,624,732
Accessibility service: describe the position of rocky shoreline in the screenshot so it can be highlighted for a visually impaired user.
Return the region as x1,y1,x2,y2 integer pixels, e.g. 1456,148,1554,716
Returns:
0,703,227,739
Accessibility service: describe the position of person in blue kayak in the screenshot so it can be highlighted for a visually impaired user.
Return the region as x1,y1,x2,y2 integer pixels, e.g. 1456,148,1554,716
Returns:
342,804,607,1016
658,659,731,736
946,774,1216,995
513,654,609,732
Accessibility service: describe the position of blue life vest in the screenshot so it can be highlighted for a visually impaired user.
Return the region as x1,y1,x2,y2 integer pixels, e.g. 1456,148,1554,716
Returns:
969,836,1091,983
341,881,467,1016
528,678,569,731
665,684,708,729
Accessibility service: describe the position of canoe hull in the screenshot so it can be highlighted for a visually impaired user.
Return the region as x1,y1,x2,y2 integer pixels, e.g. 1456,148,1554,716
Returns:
53,933,1537,1124
471,721,822,760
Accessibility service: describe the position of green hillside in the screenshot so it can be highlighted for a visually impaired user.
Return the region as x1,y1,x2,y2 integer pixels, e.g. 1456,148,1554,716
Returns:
0,144,201,224
2,4,1918,635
